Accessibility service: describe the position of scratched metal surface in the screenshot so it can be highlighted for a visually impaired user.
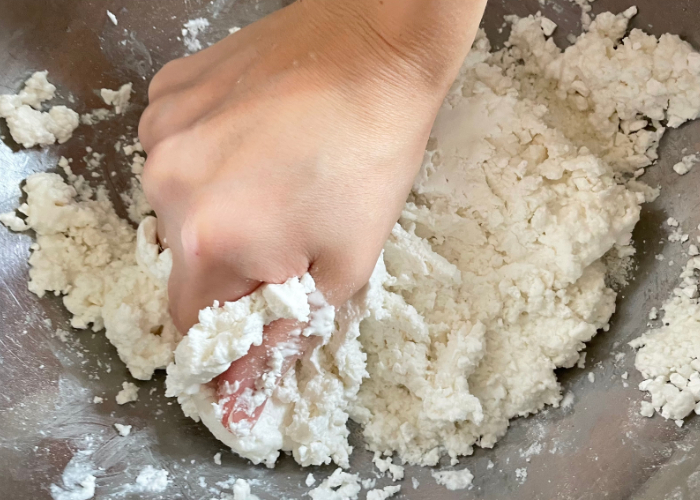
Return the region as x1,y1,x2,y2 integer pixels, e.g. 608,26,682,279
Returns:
1,0,700,499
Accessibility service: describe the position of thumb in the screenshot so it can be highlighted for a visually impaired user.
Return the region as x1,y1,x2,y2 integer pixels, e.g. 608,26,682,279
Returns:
215,269,360,430
216,318,320,427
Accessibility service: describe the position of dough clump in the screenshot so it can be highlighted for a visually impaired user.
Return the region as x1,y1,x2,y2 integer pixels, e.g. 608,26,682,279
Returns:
5,7,700,476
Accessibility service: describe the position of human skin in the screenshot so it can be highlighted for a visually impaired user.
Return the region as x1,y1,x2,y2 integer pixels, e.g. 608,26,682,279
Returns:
139,0,488,427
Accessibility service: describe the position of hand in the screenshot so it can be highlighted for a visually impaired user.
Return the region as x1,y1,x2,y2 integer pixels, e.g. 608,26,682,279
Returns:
139,0,485,428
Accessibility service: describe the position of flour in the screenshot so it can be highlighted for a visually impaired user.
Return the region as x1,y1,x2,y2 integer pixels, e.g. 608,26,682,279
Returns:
49,450,97,500
431,468,473,491
5,5,700,496
100,83,132,115
0,71,79,147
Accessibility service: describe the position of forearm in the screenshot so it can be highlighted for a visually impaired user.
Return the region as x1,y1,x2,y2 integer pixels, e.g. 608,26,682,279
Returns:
307,0,488,92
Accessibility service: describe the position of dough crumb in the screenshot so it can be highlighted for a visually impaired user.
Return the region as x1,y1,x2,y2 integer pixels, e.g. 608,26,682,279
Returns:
431,468,473,491
361,478,376,490
0,71,79,148
308,469,361,500
305,473,316,487
113,423,132,437
106,10,118,26
214,452,222,465
0,212,28,231
183,18,210,53
672,154,699,175
372,452,404,481
228,478,259,500
366,485,401,500
116,382,139,405
632,240,700,421
101,83,132,115
134,465,168,493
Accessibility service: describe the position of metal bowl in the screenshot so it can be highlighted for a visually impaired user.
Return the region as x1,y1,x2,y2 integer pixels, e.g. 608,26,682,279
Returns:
1,0,699,498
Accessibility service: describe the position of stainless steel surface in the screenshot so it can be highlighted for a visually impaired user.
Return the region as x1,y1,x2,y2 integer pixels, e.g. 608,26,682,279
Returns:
1,0,700,499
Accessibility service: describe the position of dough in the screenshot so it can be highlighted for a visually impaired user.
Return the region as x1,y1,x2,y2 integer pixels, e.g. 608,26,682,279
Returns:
0,71,79,147
5,5,700,484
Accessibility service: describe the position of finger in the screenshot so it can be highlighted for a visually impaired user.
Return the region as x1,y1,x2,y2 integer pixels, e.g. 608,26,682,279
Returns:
214,264,370,432
166,219,263,332
216,318,319,428
147,32,248,103
139,88,214,154
156,217,168,250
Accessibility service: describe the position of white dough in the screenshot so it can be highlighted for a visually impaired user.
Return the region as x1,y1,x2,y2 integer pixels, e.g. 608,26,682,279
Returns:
431,468,474,491
132,465,169,493
366,485,401,500
113,423,132,436
308,469,361,500
116,382,139,405
0,71,79,147
672,154,699,175
0,174,181,380
183,18,210,53
5,6,700,491
631,256,700,421
100,83,132,115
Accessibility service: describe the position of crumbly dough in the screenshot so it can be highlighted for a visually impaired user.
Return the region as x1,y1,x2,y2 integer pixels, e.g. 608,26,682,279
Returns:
631,254,700,421
114,423,132,436
183,18,210,53
100,83,132,115
366,485,401,500
165,271,365,467
308,469,361,500
431,468,474,491
673,154,699,175
3,174,181,380
0,71,79,147
5,6,700,492
116,382,139,405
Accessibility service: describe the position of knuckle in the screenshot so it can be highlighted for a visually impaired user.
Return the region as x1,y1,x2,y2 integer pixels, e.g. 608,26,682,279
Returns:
140,141,176,209
148,60,181,102
180,203,228,264
137,103,161,152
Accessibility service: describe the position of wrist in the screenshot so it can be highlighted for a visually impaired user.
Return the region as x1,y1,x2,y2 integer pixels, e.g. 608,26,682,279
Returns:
304,0,487,93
